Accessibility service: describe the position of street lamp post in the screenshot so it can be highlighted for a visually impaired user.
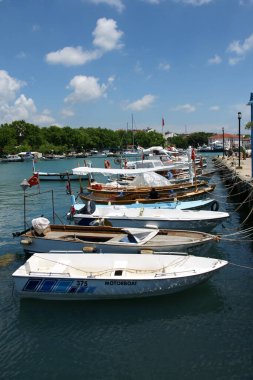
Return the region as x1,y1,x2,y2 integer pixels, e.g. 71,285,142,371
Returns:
20,179,30,230
238,112,242,169
222,127,225,158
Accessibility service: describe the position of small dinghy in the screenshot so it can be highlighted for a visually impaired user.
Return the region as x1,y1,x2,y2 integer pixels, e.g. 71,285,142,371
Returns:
12,253,228,300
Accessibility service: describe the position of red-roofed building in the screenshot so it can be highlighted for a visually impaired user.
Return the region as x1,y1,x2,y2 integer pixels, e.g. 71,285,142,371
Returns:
208,133,250,149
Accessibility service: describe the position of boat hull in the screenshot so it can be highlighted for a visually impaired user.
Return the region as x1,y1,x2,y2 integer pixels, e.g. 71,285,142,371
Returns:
20,231,214,256
73,207,228,232
74,216,221,232
13,273,216,300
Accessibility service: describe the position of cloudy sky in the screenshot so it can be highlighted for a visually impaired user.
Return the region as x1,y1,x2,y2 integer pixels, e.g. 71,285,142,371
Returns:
0,0,252,134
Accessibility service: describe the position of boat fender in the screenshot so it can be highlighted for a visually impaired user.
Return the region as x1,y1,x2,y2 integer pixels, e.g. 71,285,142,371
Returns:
211,200,219,211
104,159,111,169
145,224,158,229
82,246,96,253
20,238,32,245
140,249,154,254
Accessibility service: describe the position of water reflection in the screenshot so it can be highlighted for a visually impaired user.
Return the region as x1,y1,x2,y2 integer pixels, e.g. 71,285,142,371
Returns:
18,281,225,328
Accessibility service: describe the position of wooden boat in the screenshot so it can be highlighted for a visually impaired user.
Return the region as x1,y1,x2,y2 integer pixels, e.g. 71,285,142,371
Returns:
19,218,218,255
12,253,228,300
87,179,210,198
72,204,229,232
79,184,216,205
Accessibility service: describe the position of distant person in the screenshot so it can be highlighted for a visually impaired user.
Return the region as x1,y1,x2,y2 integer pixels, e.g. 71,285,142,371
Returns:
149,187,159,199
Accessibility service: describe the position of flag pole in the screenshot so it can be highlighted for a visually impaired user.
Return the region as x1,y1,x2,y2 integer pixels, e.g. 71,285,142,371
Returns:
162,117,165,136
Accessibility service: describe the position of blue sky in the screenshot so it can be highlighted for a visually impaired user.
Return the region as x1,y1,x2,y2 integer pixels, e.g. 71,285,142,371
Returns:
0,0,252,134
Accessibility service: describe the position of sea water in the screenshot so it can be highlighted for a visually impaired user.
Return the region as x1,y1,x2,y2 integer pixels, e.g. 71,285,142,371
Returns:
0,156,252,380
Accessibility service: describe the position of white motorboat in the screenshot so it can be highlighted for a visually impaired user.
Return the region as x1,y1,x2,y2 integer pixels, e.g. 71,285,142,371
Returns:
19,217,217,255
36,171,82,181
1,154,23,163
72,204,229,232
12,253,228,300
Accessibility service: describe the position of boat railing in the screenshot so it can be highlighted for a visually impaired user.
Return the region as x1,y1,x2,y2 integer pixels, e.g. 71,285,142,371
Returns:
28,271,71,277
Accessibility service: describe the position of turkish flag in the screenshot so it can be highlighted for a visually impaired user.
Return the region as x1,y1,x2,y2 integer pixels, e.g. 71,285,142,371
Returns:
28,173,39,187
191,148,196,161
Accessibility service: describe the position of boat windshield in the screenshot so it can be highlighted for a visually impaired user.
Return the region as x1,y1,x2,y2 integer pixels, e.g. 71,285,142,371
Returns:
119,229,158,244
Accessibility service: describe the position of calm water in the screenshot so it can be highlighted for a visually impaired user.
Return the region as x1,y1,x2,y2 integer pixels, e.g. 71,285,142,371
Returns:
0,156,253,380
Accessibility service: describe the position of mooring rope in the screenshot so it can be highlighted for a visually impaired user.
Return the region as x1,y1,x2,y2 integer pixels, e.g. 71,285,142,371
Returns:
228,262,253,270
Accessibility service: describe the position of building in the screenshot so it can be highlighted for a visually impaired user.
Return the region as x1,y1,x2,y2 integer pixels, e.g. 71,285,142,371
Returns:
208,133,250,149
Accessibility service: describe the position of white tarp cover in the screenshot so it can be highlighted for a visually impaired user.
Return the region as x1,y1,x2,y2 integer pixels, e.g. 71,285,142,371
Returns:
32,217,50,235
130,172,171,187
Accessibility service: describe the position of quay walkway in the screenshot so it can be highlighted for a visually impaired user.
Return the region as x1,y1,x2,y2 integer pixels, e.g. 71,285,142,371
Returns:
214,155,252,182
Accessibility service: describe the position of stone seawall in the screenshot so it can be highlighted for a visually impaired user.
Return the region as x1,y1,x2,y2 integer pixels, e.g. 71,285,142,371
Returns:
213,156,253,220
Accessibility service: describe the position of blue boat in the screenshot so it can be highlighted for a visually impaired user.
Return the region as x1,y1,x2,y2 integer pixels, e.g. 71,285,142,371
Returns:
69,195,219,215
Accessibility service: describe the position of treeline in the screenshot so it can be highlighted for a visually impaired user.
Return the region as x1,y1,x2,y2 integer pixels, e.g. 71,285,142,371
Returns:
0,120,212,155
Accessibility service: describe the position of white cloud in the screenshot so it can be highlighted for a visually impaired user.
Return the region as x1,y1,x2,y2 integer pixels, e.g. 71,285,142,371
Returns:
61,108,75,118
227,33,253,55
124,94,156,111
92,18,124,52
239,0,253,5
32,24,40,32
46,46,101,66
134,61,144,74
227,33,253,65
46,18,123,66
175,0,213,5
228,56,243,66
210,106,220,111
0,93,54,125
0,70,55,125
142,0,160,4
172,104,196,112
16,51,27,60
143,0,213,4
208,54,222,65
89,0,125,13
158,61,171,71
64,75,108,104
0,70,26,103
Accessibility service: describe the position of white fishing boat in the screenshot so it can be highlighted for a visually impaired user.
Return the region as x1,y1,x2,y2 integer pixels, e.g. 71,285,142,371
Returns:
12,253,228,300
36,171,82,181
0,154,23,163
72,204,229,232
19,217,217,255
33,160,91,181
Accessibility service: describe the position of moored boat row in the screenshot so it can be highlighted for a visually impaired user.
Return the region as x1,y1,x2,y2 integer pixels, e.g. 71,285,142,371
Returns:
12,151,229,301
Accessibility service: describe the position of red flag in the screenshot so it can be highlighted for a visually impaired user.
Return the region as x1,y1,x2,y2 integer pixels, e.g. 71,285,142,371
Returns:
191,148,196,161
27,173,39,187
